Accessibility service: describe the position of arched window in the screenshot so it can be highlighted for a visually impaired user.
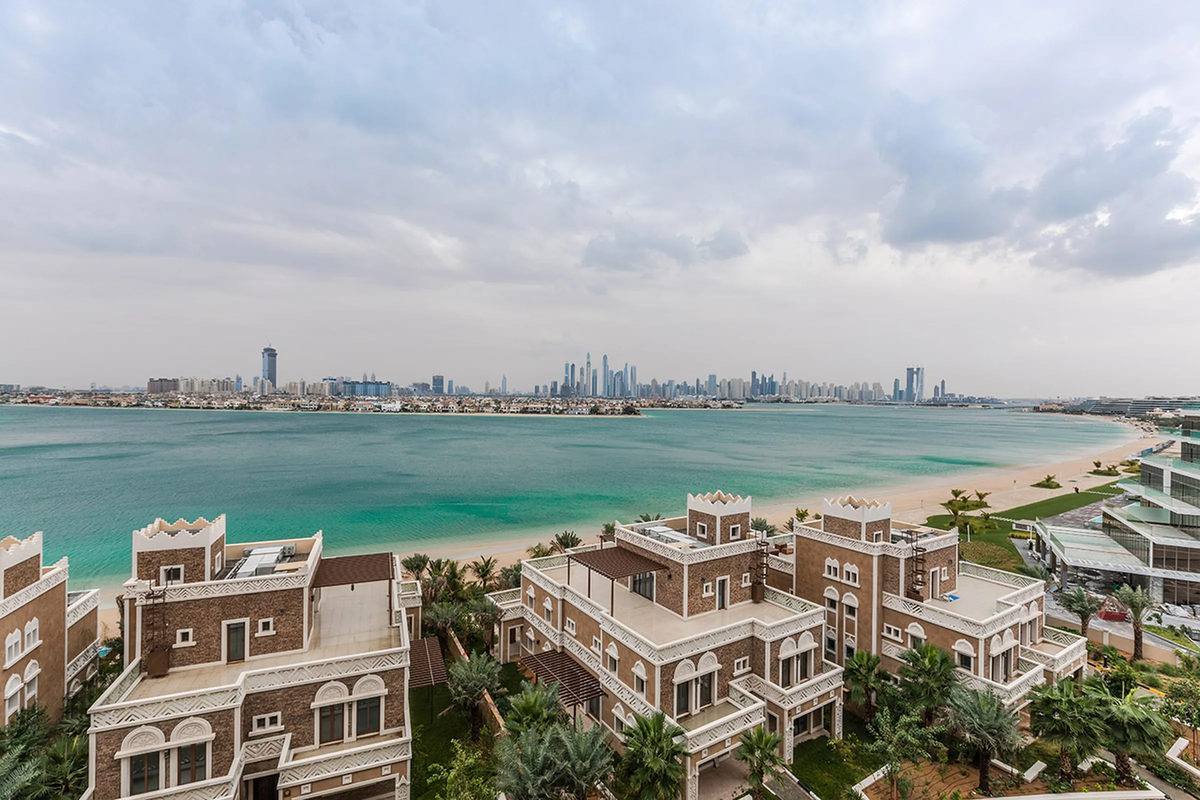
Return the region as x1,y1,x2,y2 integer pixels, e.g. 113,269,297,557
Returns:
313,681,349,745
824,558,840,579
171,718,213,786
843,564,860,585
22,661,39,708
4,674,22,722
906,622,926,648
605,642,619,672
4,630,20,664
23,618,38,650
352,675,387,737
632,661,647,697
118,726,166,796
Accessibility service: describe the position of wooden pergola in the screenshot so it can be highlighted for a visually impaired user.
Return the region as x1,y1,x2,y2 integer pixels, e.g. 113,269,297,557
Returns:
519,649,604,712
567,547,664,619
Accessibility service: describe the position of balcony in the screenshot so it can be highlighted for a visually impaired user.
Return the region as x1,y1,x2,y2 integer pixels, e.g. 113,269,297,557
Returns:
277,735,412,789
957,657,1045,706
730,662,844,711
677,681,765,753
1023,628,1088,678
883,563,1042,639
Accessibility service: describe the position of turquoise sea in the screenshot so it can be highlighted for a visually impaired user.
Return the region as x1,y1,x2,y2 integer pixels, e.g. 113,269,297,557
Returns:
0,405,1129,589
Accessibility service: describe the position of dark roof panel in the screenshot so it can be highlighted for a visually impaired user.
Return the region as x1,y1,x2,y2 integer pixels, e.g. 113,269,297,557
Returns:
313,553,394,587
570,547,664,580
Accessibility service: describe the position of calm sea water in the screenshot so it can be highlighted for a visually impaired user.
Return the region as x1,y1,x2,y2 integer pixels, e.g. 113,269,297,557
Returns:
0,405,1128,588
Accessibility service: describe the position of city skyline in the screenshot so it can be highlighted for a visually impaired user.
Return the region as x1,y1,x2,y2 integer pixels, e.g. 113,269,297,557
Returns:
4,3,1200,396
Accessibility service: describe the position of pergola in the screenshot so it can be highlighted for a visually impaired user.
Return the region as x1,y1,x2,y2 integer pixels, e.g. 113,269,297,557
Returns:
312,553,394,587
567,547,664,619
519,649,604,710
408,636,447,723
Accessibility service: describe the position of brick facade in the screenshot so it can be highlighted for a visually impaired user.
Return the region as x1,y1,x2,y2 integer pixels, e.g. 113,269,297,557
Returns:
3,556,41,597
136,547,208,585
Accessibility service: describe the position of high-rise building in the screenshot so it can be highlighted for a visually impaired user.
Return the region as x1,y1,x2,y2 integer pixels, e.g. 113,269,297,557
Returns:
915,366,925,402
893,378,901,401
585,353,591,397
591,371,597,396
501,375,507,395
707,374,717,397
941,379,946,397
447,379,454,395
432,375,445,395
904,367,915,402
261,346,277,388
570,364,576,396
563,363,570,396
602,355,610,397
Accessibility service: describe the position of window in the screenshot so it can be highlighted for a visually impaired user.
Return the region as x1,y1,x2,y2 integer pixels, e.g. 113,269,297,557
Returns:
634,674,646,696
23,619,38,649
565,618,576,636
798,651,810,680
883,624,902,641
252,713,282,733
175,629,194,647
741,572,752,587
607,652,618,672
696,522,708,540
676,682,690,715
729,525,741,540
844,566,859,585
734,656,750,675
319,704,344,744
160,565,183,585
631,572,655,600
872,530,884,543
958,653,974,671
698,673,713,708
257,618,274,636
525,588,535,609
614,714,626,734
845,604,856,619
941,566,950,580
825,597,838,611
591,636,602,653
825,634,836,655
356,697,381,736
4,630,20,665
129,752,160,795
781,656,793,688
586,696,600,719
543,605,553,623
824,560,839,578
4,676,20,722
702,580,714,597
767,712,778,734
23,663,38,708
845,642,856,660
508,627,518,645
177,743,207,785
910,635,924,649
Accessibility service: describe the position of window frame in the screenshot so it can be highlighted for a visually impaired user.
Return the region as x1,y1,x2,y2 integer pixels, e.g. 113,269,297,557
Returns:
128,751,162,795
251,713,282,735
318,703,345,745
356,696,382,737
176,742,208,785
256,618,275,637
160,565,184,585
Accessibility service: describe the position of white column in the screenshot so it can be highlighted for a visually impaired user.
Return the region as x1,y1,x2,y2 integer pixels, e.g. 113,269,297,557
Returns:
1150,576,1164,603
686,765,700,800
784,711,795,764
834,698,844,740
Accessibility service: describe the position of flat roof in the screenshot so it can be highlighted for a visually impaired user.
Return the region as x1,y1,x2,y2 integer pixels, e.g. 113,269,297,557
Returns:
927,574,1016,621
313,553,394,587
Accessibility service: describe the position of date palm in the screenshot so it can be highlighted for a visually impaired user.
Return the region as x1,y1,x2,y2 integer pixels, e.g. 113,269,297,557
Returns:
469,555,498,591
1029,678,1102,783
844,650,886,719
506,681,565,736
974,490,991,504
469,597,502,650
552,530,582,552
1089,685,1173,786
615,712,687,800
949,488,967,501
1059,587,1105,638
446,652,503,742
555,722,614,800
526,542,554,559
636,513,663,522
495,727,563,800
0,747,37,800
946,688,1021,796
498,563,522,590
1114,584,1156,661
898,643,959,725
795,508,810,522
30,736,89,800
401,553,430,581
734,727,787,800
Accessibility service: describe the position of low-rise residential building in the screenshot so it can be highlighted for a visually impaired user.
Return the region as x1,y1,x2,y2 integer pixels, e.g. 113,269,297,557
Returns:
1,531,99,726
792,497,1086,707
85,516,421,800
1037,415,1200,608
489,492,843,800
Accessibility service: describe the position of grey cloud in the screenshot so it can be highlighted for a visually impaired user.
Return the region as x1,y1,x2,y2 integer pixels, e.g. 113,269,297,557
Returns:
582,226,747,272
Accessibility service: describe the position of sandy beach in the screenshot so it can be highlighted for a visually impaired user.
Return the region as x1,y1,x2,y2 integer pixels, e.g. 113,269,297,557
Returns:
92,424,1159,635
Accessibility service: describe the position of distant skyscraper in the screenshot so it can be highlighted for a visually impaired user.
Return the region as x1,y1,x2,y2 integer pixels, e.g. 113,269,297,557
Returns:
602,354,610,397
447,380,454,395
707,374,717,397
941,379,946,397
893,378,901,401
915,366,925,402
261,346,277,387
904,367,915,402
501,375,507,395
591,371,597,396
432,375,445,395
570,363,576,396
585,353,591,397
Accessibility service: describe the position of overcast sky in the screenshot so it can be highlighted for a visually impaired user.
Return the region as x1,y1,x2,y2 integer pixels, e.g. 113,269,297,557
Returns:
3,1,1200,397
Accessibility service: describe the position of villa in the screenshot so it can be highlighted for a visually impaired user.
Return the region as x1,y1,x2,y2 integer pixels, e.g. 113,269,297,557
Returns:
790,497,1087,707
0,531,99,727
83,516,422,800
488,492,844,800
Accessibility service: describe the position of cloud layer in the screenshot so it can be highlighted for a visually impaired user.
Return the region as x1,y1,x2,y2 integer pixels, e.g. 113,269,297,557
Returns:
2,1,1200,394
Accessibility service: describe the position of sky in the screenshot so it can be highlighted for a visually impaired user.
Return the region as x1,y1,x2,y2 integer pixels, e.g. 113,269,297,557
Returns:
3,1,1200,397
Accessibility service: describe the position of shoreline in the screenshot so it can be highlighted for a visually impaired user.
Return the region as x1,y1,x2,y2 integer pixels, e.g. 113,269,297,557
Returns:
91,426,1156,635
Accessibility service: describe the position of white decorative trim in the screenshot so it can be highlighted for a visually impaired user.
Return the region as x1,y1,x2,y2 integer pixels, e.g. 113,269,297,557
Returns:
0,560,68,622
66,590,99,627
277,737,411,788
66,640,100,684
731,664,845,711
125,569,310,605
884,591,1026,639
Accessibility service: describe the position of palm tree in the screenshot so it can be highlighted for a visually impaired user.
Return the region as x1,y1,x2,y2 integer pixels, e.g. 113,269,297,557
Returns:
425,602,463,646
898,643,959,725
498,563,523,590
31,736,89,800
949,488,967,501
555,723,615,800
553,530,582,552
0,747,37,800
446,653,503,742
506,681,565,736
844,650,886,719
751,517,777,535
615,712,687,800
1060,588,1105,639
636,513,663,522
796,508,810,522
601,522,616,541
401,553,430,581
1114,584,1156,660
974,490,991,504
946,506,964,534
946,688,1021,795
1029,678,1103,783
734,727,787,800
1090,685,1174,786
785,517,798,532
469,597,502,651
495,727,563,800
469,556,498,591
526,542,555,559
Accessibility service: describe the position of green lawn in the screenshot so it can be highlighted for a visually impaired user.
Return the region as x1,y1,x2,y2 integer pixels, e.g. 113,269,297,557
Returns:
791,714,886,800
1146,625,1200,653
409,684,471,800
924,482,1123,572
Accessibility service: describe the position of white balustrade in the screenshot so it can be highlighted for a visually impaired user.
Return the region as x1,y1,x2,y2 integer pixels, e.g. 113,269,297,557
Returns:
66,589,99,627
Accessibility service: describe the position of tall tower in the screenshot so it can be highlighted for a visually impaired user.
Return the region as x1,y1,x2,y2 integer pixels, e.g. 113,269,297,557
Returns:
904,367,915,402
261,346,277,388
915,366,925,402
585,353,592,397
602,355,610,397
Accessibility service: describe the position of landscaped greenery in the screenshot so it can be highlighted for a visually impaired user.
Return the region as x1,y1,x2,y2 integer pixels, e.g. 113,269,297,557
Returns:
791,713,886,800
409,684,472,800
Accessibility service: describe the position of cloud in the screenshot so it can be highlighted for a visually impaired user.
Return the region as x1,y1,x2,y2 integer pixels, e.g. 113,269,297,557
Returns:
582,225,748,272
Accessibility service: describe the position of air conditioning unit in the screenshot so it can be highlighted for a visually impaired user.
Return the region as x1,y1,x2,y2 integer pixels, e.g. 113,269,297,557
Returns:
280,544,297,558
